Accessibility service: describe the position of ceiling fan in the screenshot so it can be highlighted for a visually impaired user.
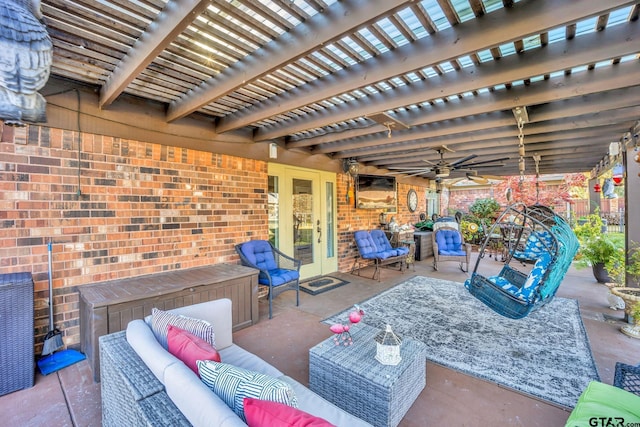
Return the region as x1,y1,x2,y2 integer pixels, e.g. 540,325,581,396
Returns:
386,145,509,179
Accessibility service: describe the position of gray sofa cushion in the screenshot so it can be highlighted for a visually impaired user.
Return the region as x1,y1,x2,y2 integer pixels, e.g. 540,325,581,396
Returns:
218,344,284,378
281,376,373,427
127,319,180,383
164,361,245,427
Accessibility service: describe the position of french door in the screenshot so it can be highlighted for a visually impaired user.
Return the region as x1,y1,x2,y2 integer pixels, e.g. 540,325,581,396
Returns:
268,164,337,279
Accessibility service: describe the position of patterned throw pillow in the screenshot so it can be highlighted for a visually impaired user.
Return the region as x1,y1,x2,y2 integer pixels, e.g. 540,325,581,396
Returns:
151,307,216,349
197,360,298,422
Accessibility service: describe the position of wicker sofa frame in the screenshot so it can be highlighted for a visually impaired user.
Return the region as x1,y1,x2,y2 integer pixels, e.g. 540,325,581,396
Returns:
100,331,191,427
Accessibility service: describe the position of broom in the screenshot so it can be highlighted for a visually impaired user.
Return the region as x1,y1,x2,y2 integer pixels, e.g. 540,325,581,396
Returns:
42,241,63,356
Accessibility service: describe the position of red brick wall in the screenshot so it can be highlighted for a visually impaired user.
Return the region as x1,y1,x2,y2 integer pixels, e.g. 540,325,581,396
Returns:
1,125,268,351
1,124,429,351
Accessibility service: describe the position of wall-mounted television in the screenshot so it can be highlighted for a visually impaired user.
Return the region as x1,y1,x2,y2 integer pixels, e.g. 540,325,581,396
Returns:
355,174,397,211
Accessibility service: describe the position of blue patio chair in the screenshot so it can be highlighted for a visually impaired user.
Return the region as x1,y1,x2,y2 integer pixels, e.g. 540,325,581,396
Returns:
351,230,407,281
432,226,471,272
235,240,301,319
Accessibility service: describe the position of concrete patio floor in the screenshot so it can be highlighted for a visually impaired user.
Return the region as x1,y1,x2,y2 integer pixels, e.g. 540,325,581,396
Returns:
2,252,639,427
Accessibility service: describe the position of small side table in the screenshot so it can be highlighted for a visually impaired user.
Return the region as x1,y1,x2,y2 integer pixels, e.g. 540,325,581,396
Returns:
400,239,416,271
309,324,426,427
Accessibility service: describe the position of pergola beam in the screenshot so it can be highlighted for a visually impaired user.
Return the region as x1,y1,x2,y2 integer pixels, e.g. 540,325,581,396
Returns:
165,0,411,122
314,103,640,155
358,124,627,167
99,0,212,109
218,0,637,133
289,82,640,150
255,22,640,141
336,107,640,160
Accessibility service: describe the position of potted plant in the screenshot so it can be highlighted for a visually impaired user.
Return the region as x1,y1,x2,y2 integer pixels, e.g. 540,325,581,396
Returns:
573,212,621,283
610,243,640,328
620,300,640,339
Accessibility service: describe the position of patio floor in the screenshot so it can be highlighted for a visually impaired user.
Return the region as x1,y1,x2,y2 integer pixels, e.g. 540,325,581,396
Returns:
2,252,640,427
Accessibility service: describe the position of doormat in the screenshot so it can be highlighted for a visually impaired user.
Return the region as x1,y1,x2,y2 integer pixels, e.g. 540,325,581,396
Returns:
300,276,350,295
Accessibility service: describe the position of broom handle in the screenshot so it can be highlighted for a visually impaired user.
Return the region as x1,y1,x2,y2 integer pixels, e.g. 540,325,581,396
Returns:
48,241,54,331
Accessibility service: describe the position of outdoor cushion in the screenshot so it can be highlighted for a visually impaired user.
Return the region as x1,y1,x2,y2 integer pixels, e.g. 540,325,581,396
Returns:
167,325,221,376
478,252,552,302
353,230,380,259
198,360,298,422
243,397,335,427
240,240,279,271
513,230,553,261
150,307,216,350
435,229,463,253
564,381,640,427
370,230,409,256
438,248,467,256
517,252,552,301
266,268,300,287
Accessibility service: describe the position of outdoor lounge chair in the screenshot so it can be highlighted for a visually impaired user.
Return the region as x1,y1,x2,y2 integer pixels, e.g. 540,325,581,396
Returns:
465,203,579,319
432,226,471,272
235,240,301,319
351,230,408,281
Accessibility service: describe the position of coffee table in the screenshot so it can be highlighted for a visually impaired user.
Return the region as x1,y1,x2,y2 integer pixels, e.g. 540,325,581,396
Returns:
309,324,426,427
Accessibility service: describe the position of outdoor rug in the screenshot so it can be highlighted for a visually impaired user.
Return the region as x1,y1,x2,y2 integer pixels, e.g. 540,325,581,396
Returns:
323,276,600,409
301,275,350,295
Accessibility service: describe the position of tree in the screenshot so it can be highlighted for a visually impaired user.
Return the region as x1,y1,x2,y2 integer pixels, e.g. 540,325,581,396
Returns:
494,173,587,207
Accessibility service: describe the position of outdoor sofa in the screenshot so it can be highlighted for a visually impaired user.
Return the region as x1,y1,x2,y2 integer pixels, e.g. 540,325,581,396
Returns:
99,298,371,426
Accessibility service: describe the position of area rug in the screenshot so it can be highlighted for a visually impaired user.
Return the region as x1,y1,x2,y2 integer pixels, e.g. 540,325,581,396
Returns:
300,276,350,295
323,276,600,409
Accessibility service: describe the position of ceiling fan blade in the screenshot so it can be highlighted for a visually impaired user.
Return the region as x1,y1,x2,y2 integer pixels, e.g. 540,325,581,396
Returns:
421,159,439,166
467,174,489,184
449,154,478,167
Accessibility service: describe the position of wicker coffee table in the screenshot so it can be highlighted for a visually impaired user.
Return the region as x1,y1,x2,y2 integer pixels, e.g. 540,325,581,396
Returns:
309,324,426,427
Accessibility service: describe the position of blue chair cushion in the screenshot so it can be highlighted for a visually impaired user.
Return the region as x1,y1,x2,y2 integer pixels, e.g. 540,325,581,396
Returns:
354,230,380,259
513,230,553,261
517,252,552,301
394,246,410,256
370,230,410,257
370,229,393,251
439,249,467,256
265,268,300,287
481,252,552,302
240,240,278,271
435,229,463,253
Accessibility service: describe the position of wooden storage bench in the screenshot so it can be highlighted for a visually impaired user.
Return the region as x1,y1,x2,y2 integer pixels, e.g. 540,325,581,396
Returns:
79,263,259,381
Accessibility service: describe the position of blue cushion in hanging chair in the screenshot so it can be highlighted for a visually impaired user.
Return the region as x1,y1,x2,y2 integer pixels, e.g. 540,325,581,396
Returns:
481,252,552,303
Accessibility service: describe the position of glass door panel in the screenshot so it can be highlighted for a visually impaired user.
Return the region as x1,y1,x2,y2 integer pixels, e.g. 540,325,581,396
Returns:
293,178,314,265
268,176,279,247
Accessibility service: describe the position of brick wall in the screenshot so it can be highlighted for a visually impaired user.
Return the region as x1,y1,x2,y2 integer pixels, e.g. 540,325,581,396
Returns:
0,125,268,352
0,124,429,352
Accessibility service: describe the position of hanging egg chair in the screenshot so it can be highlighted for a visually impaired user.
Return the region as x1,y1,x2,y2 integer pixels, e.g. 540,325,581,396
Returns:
464,203,580,319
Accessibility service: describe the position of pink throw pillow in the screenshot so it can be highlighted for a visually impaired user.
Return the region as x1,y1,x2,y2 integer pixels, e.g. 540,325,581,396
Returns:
167,325,221,375
243,397,335,427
